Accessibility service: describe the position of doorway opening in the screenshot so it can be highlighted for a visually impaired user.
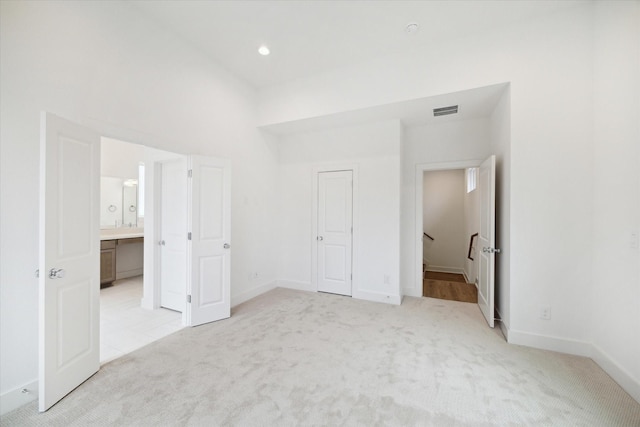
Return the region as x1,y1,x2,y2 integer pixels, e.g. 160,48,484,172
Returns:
415,156,496,328
99,137,182,363
421,168,478,304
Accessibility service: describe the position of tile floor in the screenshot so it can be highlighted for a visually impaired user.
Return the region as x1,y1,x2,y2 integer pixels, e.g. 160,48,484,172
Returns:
100,276,182,364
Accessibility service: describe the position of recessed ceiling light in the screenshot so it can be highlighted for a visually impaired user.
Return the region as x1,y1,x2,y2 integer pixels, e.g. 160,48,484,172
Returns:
258,45,270,56
405,22,419,34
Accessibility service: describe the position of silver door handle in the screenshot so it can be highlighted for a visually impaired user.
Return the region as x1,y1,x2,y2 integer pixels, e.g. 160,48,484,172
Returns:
224,243,230,249
317,236,323,241
159,240,165,246
48,268,65,279
482,247,501,254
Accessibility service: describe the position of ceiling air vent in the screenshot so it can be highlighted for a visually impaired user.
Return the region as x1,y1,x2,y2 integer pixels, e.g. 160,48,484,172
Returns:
433,105,458,117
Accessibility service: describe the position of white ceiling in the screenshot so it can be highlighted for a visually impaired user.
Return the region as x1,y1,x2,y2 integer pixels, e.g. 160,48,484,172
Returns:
130,0,584,89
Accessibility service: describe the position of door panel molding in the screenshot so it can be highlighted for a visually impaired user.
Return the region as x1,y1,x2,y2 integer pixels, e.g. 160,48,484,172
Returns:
311,164,358,296
39,112,100,412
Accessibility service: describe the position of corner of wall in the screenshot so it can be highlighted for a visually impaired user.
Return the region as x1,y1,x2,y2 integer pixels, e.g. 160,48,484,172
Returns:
0,379,38,416
231,280,277,308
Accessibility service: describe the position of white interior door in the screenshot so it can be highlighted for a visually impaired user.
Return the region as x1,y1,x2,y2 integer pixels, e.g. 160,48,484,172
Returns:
477,155,496,328
186,155,231,326
317,170,353,296
39,112,100,412
160,158,188,312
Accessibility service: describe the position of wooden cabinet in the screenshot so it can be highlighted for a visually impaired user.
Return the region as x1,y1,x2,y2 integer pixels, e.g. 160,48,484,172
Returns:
100,240,116,286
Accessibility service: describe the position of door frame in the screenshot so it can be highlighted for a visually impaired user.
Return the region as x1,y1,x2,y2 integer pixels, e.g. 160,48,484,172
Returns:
414,160,483,295
311,163,359,294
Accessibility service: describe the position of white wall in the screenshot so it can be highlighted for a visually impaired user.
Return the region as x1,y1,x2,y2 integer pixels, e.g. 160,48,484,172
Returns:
0,1,278,411
401,119,492,296
422,170,466,274
277,120,402,304
101,138,144,182
260,1,595,347
591,1,640,402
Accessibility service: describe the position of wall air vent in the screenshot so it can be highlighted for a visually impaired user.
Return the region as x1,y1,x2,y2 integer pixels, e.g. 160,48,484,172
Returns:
433,105,458,116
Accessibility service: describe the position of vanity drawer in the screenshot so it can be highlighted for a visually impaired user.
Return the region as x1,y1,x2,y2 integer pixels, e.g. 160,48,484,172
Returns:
100,240,116,250
117,237,144,245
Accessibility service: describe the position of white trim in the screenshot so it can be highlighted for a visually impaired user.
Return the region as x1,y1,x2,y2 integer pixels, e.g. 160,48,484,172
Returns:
0,379,38,416
353,289,402,305
277,280,314,292
500,321,640,404
425,266,466,275
506,328,592,357
311,163,359,297
591,345,640,403
231,280,277,308
414,160,484,294
498,319,509,342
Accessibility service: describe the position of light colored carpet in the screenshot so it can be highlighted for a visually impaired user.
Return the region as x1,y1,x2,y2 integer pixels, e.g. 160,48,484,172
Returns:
3,288,639,426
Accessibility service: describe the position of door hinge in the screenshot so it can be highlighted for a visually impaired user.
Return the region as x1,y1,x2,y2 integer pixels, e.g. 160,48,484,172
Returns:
188,232,192,240
188,169,193,178
351,273,353,280
187,294,192,303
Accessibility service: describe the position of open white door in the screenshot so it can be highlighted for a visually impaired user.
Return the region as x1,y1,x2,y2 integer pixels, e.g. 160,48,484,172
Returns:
185,155,231,326
39,112,100,411
160,158,188,312
317,170,353,296
477,155,497,328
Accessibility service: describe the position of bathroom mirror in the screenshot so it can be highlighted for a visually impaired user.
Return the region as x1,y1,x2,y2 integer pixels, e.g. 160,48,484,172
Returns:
100,176,138,228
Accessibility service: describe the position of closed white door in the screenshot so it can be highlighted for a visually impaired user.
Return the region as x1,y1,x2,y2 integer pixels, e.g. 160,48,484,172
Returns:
317,171,353,296
477,155,496,328
39,112,100,412
160,158,188,312
185,155,231,326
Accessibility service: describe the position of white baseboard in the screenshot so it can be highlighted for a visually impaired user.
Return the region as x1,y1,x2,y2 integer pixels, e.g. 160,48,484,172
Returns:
277,280,314,292
0,379,38,416
353,289,402,305
231,280,277,307
116,268,143,280
495,307,509,341
426,266,465,275
402,286,422,298
462,271,470,284
503,324,640,404
277,281,402,306
506,328,592,357
591,344,640,403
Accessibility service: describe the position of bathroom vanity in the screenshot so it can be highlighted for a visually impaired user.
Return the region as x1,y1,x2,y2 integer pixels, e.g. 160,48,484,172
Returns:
100,230,144,286
99,173,144,286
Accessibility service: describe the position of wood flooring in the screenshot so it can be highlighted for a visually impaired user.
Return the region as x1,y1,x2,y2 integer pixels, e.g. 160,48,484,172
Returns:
423,271,477,303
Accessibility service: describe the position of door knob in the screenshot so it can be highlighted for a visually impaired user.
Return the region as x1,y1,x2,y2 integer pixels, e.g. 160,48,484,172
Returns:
224,243,231,249
482,247,489,253
48,268,65,279
317,236,324,241
159,240,165,246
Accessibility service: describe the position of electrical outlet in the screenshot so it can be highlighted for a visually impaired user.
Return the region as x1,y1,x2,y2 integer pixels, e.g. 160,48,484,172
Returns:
630,231,639,249
540,306,551,320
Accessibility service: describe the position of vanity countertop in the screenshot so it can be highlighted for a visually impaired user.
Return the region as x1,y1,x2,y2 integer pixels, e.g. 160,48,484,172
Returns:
100,228,144,241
